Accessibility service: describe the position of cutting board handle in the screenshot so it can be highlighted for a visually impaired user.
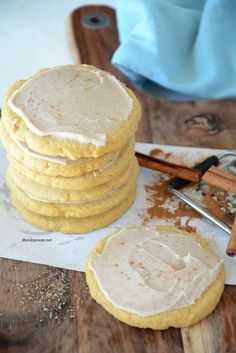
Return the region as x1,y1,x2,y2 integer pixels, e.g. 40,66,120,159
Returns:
68,6,122,78
68,5,153,142
67,5,236,148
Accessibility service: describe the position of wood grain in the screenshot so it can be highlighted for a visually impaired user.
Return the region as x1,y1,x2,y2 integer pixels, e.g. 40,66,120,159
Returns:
68,6,236,149
0,5,236,353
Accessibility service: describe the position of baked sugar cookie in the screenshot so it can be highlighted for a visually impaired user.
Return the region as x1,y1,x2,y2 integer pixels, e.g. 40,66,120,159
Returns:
7,166,138,218
7,141,135,191
10,188,136,234
7,158,138,203
2,65,141,159
0,123,134,177
86,226,224,329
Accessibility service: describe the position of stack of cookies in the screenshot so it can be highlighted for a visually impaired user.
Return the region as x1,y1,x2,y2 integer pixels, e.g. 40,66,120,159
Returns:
0,65,141,233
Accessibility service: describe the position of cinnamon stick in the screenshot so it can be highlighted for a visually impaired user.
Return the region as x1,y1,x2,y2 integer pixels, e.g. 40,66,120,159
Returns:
226,216,236,257
135,152,202,182
202,166,236,194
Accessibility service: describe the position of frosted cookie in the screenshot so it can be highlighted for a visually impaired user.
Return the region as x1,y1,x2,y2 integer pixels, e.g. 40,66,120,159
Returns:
7,167,138,218
2,65,141,159
0,123,134,177
7,158,139,203
86,226,224,329
8,145,135,191
10,187,136,233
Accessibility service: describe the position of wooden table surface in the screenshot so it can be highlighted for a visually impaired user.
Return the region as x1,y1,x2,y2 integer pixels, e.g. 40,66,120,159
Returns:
0,6,236,353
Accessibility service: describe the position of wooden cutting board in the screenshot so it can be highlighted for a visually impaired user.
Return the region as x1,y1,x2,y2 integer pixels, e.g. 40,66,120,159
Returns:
68,5,236,149
0,5,236,353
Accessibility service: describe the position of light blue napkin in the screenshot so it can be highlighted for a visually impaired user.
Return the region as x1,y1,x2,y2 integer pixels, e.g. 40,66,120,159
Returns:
112,0,236,100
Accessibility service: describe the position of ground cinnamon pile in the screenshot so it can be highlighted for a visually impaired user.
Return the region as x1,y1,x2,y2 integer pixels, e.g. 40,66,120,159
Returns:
142,176,201,233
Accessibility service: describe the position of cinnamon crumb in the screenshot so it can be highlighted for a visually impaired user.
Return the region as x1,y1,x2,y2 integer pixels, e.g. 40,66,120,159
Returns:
150,148,163,157
141,177,200,233
150,148,172,160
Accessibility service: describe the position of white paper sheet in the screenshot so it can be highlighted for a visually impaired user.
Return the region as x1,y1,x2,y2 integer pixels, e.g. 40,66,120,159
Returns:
0,143,235,284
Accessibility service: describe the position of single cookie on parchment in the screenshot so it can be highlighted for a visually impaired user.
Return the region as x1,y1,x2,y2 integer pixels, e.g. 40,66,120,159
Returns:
86,226,224,329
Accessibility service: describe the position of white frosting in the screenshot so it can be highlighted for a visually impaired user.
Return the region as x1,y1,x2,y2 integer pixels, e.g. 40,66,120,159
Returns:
11,132,122,169
8,66,133,146
12,134,121,168
13,137,69,165
98,151,120,172
90,228,222,316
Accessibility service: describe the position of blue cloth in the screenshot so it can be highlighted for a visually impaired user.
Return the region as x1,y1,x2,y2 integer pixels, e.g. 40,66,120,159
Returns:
112,0,236,100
